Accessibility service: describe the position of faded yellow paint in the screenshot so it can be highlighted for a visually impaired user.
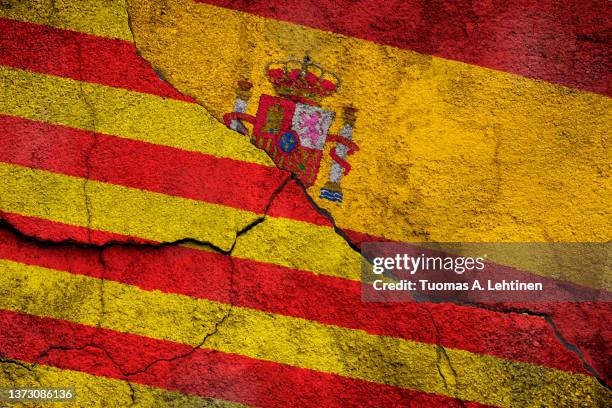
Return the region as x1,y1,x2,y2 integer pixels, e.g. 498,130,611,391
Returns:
127,0,612,244
0,0,132,40
0,361,245,407
0,66,273,166
0,258,609,407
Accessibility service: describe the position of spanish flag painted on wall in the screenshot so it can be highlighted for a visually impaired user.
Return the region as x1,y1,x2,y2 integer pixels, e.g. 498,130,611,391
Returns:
0,0,610,407
128,0,611,246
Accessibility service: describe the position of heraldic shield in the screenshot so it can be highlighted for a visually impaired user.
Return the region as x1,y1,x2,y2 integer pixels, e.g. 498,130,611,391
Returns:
251,95,334,186
223,57,359,202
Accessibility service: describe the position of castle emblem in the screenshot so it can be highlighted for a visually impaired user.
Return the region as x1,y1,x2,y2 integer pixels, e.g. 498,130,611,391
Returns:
223,57,359,202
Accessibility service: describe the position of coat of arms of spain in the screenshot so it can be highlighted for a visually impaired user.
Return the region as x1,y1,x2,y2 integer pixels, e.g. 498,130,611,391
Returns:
223,57,359,203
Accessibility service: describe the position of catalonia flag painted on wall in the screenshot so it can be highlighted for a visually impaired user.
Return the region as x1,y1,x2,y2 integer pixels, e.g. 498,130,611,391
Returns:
0,0,610,407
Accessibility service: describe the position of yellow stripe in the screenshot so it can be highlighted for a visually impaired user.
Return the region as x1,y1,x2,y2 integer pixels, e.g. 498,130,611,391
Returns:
231,215,360,280
0,361,246,407
0,163,262,251
129,0,612,244
0,66,273,167
0,258,608,407
0,0,132,40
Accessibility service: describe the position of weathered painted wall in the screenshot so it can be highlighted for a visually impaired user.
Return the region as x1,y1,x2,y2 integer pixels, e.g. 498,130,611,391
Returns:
0,0,610,406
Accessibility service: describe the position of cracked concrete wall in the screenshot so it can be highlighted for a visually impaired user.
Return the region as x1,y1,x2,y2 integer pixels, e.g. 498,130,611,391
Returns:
0,0,610,407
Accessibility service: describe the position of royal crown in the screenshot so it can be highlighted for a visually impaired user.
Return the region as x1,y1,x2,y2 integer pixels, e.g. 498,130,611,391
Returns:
265,57,341,103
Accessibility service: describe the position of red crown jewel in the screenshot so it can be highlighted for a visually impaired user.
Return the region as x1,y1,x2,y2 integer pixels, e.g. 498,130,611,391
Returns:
266,57,341,103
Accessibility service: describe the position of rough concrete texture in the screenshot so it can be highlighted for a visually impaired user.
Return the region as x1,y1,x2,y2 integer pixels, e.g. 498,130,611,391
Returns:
0,0,610,407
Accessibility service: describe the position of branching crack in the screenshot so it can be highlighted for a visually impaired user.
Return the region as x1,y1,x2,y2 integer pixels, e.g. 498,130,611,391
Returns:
125,306,233,379
0,217,222,253
0,171,291,404
289,175,363,252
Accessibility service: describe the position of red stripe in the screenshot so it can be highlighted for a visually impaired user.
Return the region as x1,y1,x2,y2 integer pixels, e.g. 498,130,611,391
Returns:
266,177,332,226
0,115,293,216
0,225,589,375
0,310,480,407
0,18,195,102
197,0,612,96
341,228,393,247
0,212,153,245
